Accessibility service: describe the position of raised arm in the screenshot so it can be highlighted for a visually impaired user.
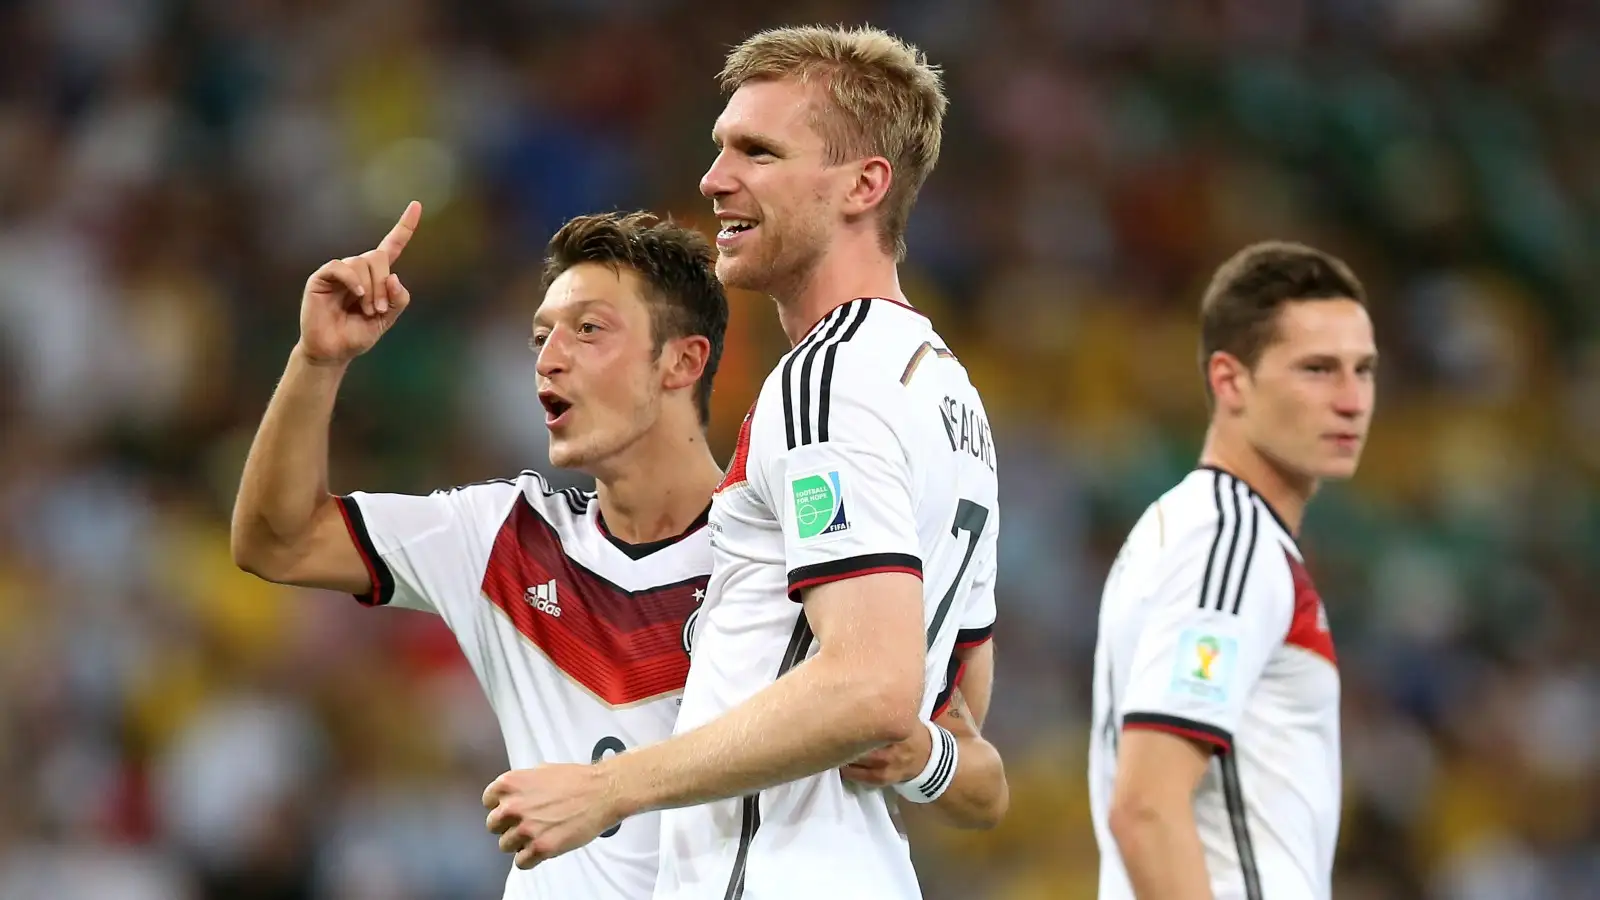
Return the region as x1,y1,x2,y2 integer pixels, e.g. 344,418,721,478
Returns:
230,202,420,592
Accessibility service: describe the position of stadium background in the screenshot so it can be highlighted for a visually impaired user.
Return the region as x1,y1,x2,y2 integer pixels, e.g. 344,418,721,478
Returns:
1,0,1597,897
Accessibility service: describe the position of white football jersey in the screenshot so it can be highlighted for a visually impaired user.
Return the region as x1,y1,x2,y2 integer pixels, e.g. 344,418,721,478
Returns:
657,298,1001,900
1089,467,1341,900
336,472,709,900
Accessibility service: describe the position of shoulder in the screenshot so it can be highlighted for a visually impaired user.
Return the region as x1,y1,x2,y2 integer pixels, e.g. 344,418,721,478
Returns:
444,469,595,534
755,301,922,444
773,299,927,390
1158,469,1294,614
1141,471,1279,568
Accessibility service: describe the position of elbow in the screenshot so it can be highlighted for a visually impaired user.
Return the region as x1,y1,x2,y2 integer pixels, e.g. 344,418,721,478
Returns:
231,539,273,581
953,741,1009,830
229,524,265,576
1107,789,1166,851
869,695,921,746
844,666,923,745
966,777,1010,831
983,767,1011,829
229,520,285,582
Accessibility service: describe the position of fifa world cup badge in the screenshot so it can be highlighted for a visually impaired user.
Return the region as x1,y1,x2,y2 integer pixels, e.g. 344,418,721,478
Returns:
1170,629,1239,703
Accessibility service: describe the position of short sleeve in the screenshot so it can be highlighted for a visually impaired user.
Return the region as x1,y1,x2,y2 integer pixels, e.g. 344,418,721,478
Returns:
1119,519,1290,753
955,537,997,648
755,383,923,601
335,481,519,616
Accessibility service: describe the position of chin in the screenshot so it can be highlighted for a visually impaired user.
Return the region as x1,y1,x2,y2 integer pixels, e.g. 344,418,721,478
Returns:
1311,456,1363,481
715,254,764,292
546,438,591,472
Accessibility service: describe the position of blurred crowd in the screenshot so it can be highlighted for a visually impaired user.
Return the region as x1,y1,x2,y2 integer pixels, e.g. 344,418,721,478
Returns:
1,0,1597,898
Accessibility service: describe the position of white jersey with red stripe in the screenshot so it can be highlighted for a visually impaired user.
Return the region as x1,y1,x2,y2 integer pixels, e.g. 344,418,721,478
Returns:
656,298,1001,900
1088,467,1341,900
335,473,709,900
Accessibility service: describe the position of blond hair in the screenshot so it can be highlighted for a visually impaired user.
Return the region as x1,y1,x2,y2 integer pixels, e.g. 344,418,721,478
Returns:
720,25,947,261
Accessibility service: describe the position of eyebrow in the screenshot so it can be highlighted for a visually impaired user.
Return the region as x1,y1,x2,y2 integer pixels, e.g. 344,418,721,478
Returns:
1294,351,1381,365
712,129,785,151
531,298,611,329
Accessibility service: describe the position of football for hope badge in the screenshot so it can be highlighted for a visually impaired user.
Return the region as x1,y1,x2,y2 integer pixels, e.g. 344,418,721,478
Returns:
790,470,850,540
1170,628,1238,703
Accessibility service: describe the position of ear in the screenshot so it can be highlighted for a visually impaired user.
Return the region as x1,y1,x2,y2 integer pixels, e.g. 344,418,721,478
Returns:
841,156,893,217
1208,351,1251,414
661,334,712,394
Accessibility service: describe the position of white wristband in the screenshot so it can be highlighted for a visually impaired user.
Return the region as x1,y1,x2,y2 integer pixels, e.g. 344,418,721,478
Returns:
892,720,958,804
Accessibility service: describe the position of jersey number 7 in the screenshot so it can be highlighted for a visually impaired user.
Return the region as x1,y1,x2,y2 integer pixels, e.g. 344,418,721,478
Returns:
926,499,989,648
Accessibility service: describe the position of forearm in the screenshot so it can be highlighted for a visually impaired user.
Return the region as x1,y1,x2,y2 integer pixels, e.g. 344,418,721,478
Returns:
231,346,348,565
896,684,1007,829
608,651,917,816
918,731,1006,829
1112,800,1214,900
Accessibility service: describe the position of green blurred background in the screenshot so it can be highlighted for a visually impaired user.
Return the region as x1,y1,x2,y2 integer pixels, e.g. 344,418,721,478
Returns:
1,0,1597,897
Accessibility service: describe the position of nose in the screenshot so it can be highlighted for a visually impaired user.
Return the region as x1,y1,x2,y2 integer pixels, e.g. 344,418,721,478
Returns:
700,150,734,199
1332,371,1370,419
535,329,569,379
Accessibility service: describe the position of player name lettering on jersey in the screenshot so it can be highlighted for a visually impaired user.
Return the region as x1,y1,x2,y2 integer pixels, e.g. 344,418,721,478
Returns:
939,395,996,472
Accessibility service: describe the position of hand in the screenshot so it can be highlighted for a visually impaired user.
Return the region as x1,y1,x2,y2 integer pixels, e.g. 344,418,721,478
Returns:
297,201,422,366
840,720,932,787
483,764,624,870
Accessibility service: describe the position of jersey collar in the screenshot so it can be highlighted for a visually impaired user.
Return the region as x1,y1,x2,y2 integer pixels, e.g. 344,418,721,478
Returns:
797,297,925,343
595,502,711,560
1197,465,1295,538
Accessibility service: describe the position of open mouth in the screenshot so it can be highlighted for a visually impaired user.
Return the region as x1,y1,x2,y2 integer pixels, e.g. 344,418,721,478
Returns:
717,217,758,242
539,390,573,427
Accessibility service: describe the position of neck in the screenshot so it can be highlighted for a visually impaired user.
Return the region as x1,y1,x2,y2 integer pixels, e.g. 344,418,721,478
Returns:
775,237,904,345
1198,426,1315,536
589,419,724,545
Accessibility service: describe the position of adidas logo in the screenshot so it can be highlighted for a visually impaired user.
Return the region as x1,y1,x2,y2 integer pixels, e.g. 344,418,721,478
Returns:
525,579,561,618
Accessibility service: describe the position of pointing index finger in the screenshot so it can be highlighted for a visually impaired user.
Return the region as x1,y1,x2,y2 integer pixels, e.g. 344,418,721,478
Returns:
377,200,422,261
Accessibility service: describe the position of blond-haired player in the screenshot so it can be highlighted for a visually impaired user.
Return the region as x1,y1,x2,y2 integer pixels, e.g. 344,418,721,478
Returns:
1089,242,1378,900
482,25,1008,899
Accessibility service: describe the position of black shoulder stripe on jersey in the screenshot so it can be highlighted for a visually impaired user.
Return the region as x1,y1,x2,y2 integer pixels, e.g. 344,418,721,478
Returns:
456,469,595,517
1197,472,1229,610
1214,477,1246,612
724,613,814,899
1198,464,1293,539
1221,751,1264,900
1230,491,1261,615
1198,472,1258,616
797,301,858,447
816,299,872,443
783,299,870,449
780,305,847,450
334,495,395,607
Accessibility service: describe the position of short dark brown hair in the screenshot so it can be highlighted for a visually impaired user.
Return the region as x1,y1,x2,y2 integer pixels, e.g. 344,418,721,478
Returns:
1199,241,1367,398
542,212,728,426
